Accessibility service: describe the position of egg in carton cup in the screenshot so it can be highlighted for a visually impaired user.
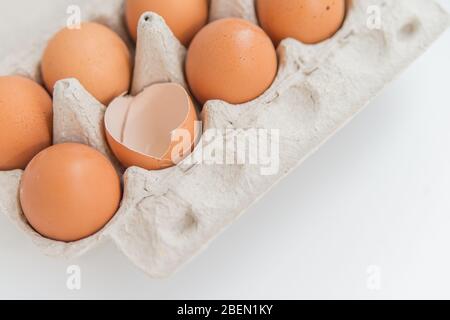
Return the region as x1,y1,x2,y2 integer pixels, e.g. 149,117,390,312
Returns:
0,0,449,277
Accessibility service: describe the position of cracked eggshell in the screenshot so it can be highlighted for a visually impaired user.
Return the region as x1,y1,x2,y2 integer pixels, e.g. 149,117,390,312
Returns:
105,83,198,170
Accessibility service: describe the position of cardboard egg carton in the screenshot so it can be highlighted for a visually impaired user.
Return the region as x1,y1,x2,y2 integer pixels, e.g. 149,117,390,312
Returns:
0,0,448,278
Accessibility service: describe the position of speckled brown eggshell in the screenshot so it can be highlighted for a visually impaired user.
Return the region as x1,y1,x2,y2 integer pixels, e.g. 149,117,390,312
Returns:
0,76,53,171
41,22,132,105
256,0,347,45
20,143,122,242
186,18,278,105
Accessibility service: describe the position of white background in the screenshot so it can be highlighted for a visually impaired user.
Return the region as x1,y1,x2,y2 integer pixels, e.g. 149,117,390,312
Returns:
0,0,449,300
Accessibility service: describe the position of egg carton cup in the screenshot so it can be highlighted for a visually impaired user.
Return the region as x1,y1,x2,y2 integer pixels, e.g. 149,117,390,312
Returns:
0,0,449,278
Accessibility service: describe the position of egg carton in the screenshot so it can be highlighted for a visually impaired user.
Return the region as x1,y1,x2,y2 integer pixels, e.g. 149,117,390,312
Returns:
0,0,449,278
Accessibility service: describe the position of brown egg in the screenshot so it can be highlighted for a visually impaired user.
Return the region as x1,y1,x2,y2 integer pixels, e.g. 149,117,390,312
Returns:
20,143,122,242
186,18,278,105
105,83,198,171
41,22,131,105
125,0,209,46
256,0,346,45
0,76,53,171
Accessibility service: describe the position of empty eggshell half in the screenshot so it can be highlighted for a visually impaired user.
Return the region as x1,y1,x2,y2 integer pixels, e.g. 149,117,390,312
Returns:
105,83,198,171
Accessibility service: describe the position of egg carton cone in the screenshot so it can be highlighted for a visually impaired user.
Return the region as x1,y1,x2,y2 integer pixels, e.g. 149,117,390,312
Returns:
0,0,449,278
